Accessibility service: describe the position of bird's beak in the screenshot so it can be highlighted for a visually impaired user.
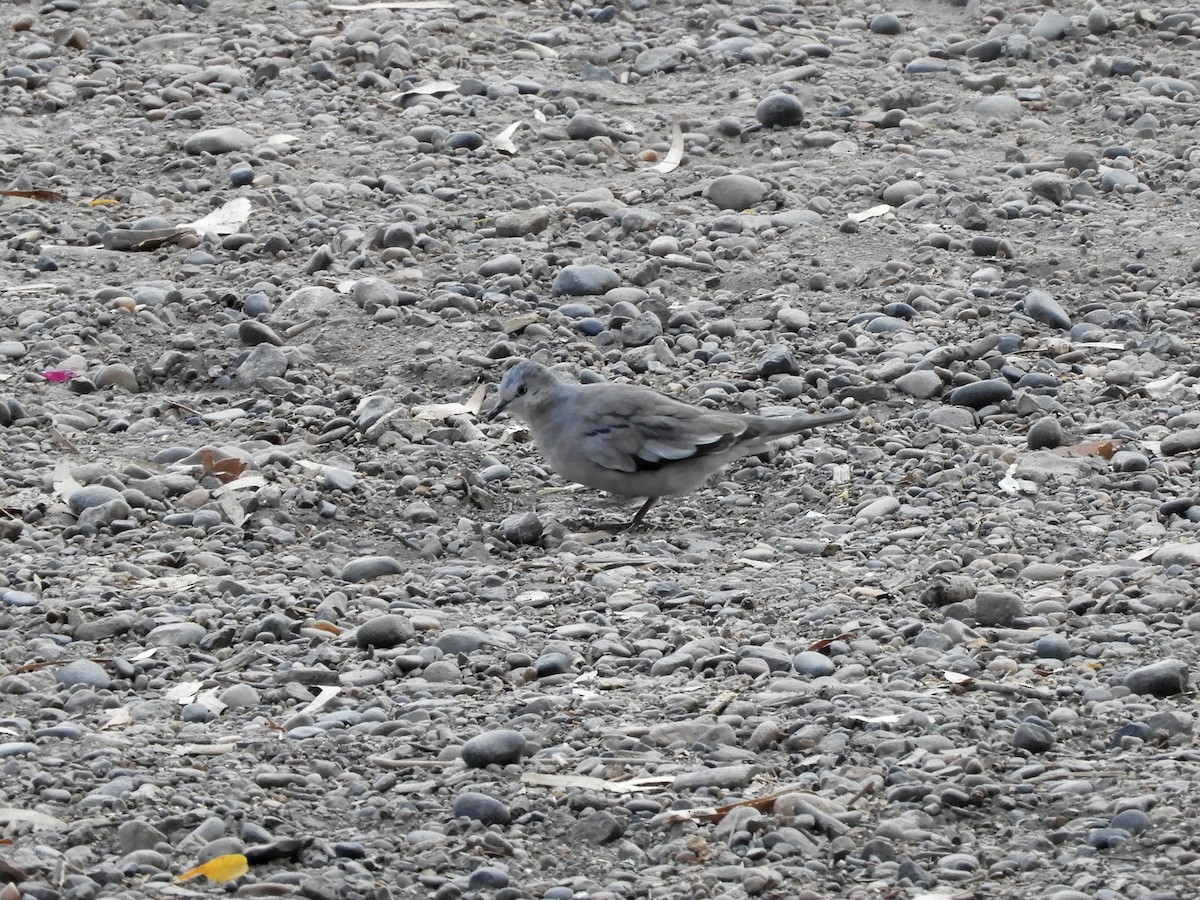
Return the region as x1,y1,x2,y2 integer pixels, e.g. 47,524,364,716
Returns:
485,399,507,422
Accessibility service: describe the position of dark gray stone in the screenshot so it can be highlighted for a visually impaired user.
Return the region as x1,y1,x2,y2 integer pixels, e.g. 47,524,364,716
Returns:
461,729,527,768
355,614,414,649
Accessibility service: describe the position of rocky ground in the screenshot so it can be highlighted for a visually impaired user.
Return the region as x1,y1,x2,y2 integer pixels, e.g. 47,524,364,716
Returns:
2,0,1200,897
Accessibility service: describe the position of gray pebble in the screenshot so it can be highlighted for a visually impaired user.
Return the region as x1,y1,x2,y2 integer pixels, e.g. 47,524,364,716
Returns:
1030,10,1071,39
479,254,523,277
93,363,139,392
351,277,398,310
618,312,663,347
894,369,943,399
793,651,835,677
1086,5,1111,34
947,380,1013,409
1110,450,1149,472
1160,428,1200,457
1035,634,1072,660
975,590,1023,626
565,113,622,140
976,95,1024,119
534,651,574,678
56,659,111,689
355,614,414,649
238,321,283,346
1012,720,1055,753
340,555,404,582
3,590,39,608
755,93,804,127
445,130,483,150
435,629,487,654
145,622,206,647
184,126,254,154
495,208,549,237
236,344,287,386
1027,416,1064,450
756,346,798,378
461,729,526,768
67,484,123,514
467,865,510,889
1123,659,1188,697
452,791,511,825
704,174,767,211
869,13,903,34
571,810,625,845
1100,168,1139,191
1023,289,1071,329
634,46,684,76
1109,809,1151,835
881,179,922,206
552,264,620,296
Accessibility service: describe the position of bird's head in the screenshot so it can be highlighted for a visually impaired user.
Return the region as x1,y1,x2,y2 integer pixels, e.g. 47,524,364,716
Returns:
486,360,559,422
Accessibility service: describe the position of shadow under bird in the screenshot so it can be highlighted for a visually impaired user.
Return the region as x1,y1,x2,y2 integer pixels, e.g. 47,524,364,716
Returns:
486,359,855,529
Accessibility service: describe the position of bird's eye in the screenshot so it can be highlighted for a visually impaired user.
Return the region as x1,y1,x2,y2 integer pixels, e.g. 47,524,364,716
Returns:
516,385,528,396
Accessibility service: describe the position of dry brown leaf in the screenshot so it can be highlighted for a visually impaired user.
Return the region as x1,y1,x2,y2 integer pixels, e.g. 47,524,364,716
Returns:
806,632,856,653
198,449,247,482
0,189,64,201
1052,439,1121,460
667,793,783,823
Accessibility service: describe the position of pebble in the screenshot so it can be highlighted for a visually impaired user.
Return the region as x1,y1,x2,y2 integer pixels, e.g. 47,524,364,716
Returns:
340,556,404,582
755,93,804,127
461,729,527,768
869,13,902,34
1023,289,1071,329
145,622,206,647
1123,659,1188,697
1012,719,1055,753
183,126,254,154
975,591,1023,626
66,485,123,514
94,363,139,392
1035,634,1072,660
704,174,767,210
56,659,111,689
452,791,511,825
355,614,414,649
1027,416,1064,450
793,651,835,677
551,264,620,296
947,380,1013,409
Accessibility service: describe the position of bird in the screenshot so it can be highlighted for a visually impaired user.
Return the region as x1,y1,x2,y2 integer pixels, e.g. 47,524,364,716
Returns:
486,359,855,529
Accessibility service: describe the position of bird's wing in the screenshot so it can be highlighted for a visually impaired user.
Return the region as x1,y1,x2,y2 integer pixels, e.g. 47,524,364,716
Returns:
578,388,746,474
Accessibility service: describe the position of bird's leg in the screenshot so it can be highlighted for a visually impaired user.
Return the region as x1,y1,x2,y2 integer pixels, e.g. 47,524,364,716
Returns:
627,496,659,530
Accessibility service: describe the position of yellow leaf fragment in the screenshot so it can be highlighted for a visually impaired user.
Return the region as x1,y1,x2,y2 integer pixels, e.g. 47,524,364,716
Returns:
175,853,249,883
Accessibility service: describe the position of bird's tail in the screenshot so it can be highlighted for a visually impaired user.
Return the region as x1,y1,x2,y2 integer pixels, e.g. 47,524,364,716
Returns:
754,406,857,437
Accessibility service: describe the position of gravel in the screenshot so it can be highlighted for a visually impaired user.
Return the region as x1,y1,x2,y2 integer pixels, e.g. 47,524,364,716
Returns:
2,0,1200,897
